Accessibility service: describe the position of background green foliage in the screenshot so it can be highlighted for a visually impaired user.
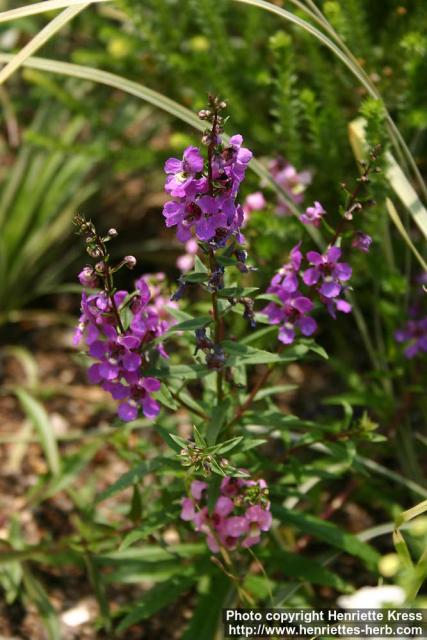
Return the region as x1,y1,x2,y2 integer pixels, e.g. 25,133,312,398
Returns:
0,0,426,638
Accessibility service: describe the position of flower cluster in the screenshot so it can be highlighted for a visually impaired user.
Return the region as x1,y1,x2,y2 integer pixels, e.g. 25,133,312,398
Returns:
181,476,272,553
163,133,252,245
74,272,173,421
263,244,352,344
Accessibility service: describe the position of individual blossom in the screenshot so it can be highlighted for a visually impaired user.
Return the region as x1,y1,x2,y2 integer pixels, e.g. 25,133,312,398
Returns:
243,191,266,217
323,295,352,319
395,316,427,358
269,242,302,294
303,246,352,299
78,266,99,288
352,231,372,253
180,475,271,553
263,291,317,345
164,146,204,198
176,238,199,273
300,201,326,228
269,157,312,215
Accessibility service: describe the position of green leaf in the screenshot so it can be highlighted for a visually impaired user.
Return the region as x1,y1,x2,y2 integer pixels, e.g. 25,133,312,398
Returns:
128,485,143,524
168,316,212,332
193,425,207,448
41,441,100,500
83,552,111,632
14,387,61,475
183,272,210,284
208,436,244,456
181,573,230,640
194,255,208,273
223,340,308,366
156,426,185,453
22,566,60,640
120,509,180,550
116,573,198,632
206,399,231,445
265,550,352,592
168,434,189,450
392,529,413,570
217,286,259,298
273,505,380,569
255,293,282,305
95,459,162,504
395,499,427,529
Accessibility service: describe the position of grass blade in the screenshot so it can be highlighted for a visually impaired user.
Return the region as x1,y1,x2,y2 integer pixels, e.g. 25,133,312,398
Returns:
0,5,89,86
386,199,427,272
0,53,301,218
22,565,60,640
0,0,108,24
349,117,427,247
232,0,427,202
13,388,61,476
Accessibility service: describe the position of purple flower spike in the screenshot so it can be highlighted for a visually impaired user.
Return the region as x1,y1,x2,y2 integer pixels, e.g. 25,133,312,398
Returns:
74,272,172,423
162,129,252,246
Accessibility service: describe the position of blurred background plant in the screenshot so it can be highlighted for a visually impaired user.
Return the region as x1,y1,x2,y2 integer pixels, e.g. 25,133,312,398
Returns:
0,0,426,638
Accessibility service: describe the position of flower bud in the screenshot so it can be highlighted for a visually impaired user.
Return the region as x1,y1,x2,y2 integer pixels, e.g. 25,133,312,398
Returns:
95,261,107,274
78,266,99,288
198,109,212,120
108,228,118,237
124,255,137,269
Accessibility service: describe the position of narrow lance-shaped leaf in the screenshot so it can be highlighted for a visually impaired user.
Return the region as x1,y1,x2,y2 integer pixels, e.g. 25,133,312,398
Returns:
0,0,109,24
14,388,61,476
0,5,90,86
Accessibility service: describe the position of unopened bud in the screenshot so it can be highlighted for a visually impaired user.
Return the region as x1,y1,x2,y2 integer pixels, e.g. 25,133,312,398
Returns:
78,266,99,288
108,228,118,237
198,109,211,120
124,255,137,269
95,261,107,274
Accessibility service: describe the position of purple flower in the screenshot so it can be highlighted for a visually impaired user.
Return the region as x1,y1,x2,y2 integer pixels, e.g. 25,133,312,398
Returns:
324,296,352,319
300,201,326,227
180,473,271,553
303,246,352,299
352,232,372,253
78,266,99,288
270,242,302,294
395,317,427,358
243,191,266,215
163,133,251,245
164,146,204,197
177,238,198,272
263,244,317,344
242,505,273,548
74,273,173,422
269,158,312,215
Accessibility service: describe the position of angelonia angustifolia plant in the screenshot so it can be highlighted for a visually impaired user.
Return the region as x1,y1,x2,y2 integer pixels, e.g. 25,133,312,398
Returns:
74,95,385,571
